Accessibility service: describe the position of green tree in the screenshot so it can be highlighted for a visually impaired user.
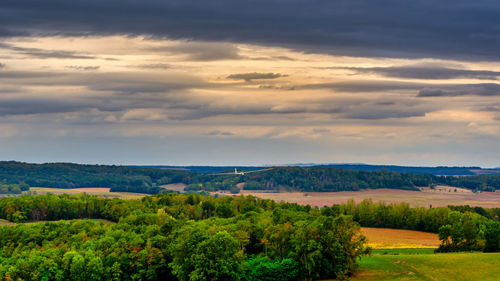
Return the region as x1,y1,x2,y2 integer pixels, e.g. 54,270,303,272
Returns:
190,231,244,281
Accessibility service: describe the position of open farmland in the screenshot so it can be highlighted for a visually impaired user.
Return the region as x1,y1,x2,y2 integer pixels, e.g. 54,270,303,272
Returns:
160,183,187,193
361,227,440,249
27,187,148,199
352,252,500,281
240,188,500,208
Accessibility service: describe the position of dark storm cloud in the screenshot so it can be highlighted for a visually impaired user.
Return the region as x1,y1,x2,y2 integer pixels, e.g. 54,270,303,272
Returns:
0,28,28,37
0,70,63,79
207,130,234,136
479,106,500,112
0,63,4,68
0,70,206,94
134,64,172,70
339,64,500,80
418,83,500,97
302,81,426,92
227,72,284,81
149,42,242,61
0,43,96,59
298,80,500,97
166,95,431,121
340,108,426,119
1,0,500,60
66,65,100,71
312,128,330,133
0,99,89,116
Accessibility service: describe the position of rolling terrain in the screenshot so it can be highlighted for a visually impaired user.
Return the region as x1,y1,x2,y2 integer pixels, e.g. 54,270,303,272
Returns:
238,188,500,208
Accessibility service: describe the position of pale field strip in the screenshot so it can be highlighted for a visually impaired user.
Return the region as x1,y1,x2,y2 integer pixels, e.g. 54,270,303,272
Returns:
27,187,147,199
240,188,500,208
160,183,187,193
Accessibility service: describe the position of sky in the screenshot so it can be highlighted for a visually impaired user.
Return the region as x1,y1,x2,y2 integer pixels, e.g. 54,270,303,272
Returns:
0,0,499,167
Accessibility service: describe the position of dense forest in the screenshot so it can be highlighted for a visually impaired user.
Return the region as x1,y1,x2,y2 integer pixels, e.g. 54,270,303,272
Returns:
0,161,195,194
228,167,500,192
0,194,498,281
0,193,369,281
0,182,29,195
138,164,499,176
1,161,500,195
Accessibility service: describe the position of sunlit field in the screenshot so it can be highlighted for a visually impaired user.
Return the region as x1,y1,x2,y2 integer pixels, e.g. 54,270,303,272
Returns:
361,227,440,249
353,252,500,281
352,227,499,280
26,187,148,199
240,188,500,208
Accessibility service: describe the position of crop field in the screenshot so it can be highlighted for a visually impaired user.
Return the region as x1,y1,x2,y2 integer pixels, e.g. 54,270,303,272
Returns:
26,187,148,199
161,183,187,193
353,252,500,281
361,227,440,249
240,188,500,208
352,227,499,280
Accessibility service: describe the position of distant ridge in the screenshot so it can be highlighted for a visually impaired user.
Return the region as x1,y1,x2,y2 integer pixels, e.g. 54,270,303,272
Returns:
137,164,499,176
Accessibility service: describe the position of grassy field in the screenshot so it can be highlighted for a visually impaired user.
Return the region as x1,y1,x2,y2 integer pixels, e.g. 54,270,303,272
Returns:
160,183,186,193
27,187,148,199
361,227,440,249
371,248,435,255
240,188,500,208
353,252,500,281
352,227,499,280
0,218,16,226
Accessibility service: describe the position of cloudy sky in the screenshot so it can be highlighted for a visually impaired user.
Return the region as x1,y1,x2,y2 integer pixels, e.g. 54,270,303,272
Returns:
0,0,499,167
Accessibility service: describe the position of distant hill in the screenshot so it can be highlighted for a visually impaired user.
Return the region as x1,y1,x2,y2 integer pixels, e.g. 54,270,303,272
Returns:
309,164,480,176
2,161,499,194
139,164,499,176
136,165,272,174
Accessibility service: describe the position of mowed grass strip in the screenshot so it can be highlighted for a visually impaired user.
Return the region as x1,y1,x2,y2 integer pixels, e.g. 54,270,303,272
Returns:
0,219,16,226
27,187,148,199
361,227,440,249
371,248,435,255
353,252,500,281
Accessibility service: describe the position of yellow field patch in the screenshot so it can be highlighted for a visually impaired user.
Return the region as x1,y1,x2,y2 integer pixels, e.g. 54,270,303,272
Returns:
361,227,440,249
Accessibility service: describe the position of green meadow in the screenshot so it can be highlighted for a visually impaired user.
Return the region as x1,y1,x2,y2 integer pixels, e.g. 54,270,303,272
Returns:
371,248,435,255
353,252,500,281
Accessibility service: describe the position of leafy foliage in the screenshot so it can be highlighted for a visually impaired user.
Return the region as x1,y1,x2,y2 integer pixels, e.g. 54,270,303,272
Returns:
0,193,369,281
0,181,29,194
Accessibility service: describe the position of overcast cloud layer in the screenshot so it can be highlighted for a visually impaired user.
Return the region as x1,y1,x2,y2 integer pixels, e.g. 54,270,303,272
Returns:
2,0,500,60
0,1,499,166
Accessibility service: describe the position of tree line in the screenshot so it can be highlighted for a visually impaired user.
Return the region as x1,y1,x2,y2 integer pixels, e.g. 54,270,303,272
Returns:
0,181,29,195
236,167,500,192
320,199,500,253
2,161,500,194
